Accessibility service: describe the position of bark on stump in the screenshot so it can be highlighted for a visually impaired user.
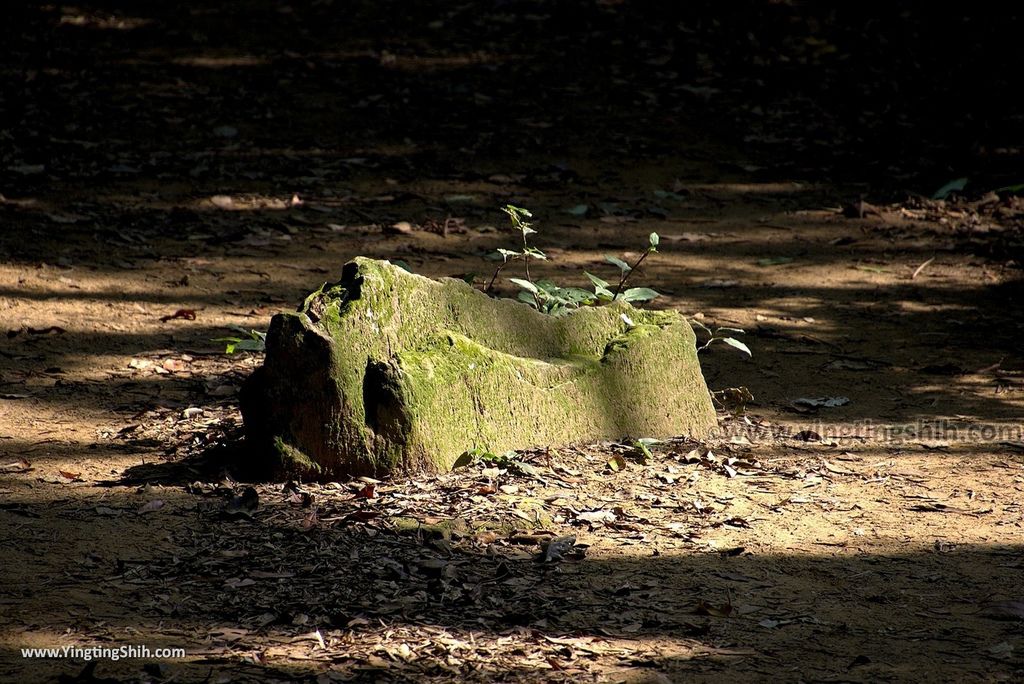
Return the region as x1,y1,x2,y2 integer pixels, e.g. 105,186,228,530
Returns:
240,258,716,479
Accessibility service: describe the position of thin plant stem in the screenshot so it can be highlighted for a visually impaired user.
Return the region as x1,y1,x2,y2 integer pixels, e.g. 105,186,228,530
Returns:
521,229,532,283
519,228,542,308
486,260,508,293
612,249,650,300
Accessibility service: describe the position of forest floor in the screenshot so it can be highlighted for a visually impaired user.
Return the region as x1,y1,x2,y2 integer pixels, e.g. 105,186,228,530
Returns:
2,2,1024,682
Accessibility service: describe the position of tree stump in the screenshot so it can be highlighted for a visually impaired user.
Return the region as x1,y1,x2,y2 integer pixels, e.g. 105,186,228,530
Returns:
240,258,716,479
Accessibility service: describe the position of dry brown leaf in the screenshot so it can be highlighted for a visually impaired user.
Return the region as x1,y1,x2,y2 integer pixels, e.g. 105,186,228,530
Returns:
138,499,165,514
1,458,33,473
607,454,627,471
160,309,197,322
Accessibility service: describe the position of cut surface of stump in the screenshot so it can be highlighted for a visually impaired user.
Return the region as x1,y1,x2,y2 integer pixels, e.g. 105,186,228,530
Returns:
240,258,716,479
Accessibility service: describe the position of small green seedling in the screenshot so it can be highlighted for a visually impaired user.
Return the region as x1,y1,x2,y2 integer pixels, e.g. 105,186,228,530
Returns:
932,177,968,200
486,205,547,291
995,182,1024,195
488,205,661,316
631,437,661,464
451,447,540,477
691,321,752,357
584,232,661,304
215,326,267,354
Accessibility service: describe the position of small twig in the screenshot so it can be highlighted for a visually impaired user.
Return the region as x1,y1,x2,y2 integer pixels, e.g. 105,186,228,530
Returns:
911,256,935,280
974,357,1004,375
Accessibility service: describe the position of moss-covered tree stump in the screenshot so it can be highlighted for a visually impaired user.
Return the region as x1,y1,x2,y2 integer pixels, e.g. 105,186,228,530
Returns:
240,258,716,479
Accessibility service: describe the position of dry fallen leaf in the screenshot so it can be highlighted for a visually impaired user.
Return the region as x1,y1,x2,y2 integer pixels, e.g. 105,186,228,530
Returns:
226,486,260,514
0,458,32,473
160,309,197,322
576,509,617,524
387,221,415,235
606,454,627,472
539,535,577,563
822,460,855,475
694,598,734,618
138,499,165,514
301,508,319,531
983,601,1024,621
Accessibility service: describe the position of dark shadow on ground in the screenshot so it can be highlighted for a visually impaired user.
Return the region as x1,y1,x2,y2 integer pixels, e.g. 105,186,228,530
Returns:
3,2,1022,205
1,491,1022,681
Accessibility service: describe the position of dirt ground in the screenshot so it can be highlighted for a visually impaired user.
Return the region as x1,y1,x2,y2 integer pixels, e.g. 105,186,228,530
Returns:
2,2,1024,683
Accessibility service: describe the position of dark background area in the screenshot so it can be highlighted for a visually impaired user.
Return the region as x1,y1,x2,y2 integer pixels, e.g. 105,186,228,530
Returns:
2,2,1022,199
